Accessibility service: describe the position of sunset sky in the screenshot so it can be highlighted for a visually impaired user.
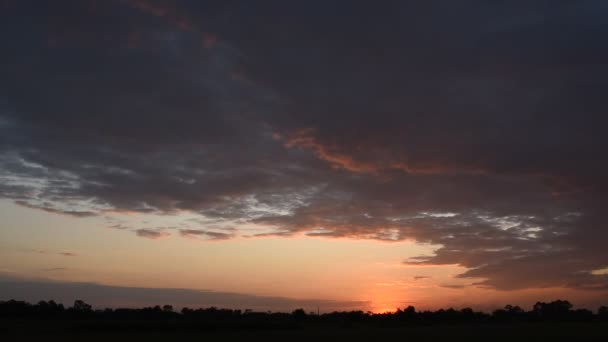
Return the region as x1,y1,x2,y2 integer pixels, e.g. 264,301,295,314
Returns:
1,0,607,313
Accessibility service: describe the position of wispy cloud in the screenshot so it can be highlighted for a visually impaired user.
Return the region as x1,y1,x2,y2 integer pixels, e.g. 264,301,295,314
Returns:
40,267,68,272
179,229,233,241
14,200,97,218
135,229,171,240
0,273,370,312
23,249,78,257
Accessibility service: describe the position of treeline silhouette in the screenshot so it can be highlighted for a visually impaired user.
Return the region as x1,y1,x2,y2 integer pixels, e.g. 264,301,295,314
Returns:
1,299,607,331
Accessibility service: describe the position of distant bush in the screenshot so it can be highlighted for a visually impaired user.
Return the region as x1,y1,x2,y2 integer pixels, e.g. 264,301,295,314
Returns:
0,299,606,331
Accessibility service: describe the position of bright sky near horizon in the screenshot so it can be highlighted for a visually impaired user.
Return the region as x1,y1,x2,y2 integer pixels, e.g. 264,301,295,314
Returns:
1,199,605,312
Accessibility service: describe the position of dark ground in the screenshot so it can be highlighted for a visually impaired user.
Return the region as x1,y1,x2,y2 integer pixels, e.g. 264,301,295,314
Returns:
3,323,608,342
3,300,608,341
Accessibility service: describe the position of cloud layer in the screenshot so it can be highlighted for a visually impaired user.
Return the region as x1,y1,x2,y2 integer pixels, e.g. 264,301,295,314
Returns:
0,0,607,291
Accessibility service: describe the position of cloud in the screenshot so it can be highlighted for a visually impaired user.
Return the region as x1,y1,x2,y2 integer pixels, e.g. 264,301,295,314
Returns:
0,1,607,293
202,32,217,49
108,224,129,230
14,200,97,218
40,268,68,272
440,284,468,290
121,0,195,32
122,0,169,18
0,273,369,312
283,128,379,174
179,229,233,241
135,229,171,240
24,249,78,258
121,0,219,42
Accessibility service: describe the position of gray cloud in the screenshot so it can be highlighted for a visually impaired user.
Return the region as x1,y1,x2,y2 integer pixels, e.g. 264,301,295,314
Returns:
135,229,170,240
179,229,233,241
23,249,78,258
15,200,97,218
0,273,368,312
40,268,68,272
440,284,468,290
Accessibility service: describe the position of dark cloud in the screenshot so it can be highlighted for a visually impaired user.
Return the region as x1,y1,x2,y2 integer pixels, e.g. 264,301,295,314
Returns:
14,200,97,218
0,1,607,292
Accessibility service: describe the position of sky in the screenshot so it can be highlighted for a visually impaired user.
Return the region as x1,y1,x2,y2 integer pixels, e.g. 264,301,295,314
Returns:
0,0,607,313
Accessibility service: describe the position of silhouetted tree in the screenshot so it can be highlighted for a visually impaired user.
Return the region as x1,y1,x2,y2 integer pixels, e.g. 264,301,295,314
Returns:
504,304,523,313
394,305,416,323
2,298,608,333
493,304,527,322
404,305,416,315
599,306,608,320
72,300,92,312
292,308,307,320
572,308,594,321
533,300,572,320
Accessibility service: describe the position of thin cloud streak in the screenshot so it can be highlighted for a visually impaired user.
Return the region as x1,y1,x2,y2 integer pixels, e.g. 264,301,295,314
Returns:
0,273,369,312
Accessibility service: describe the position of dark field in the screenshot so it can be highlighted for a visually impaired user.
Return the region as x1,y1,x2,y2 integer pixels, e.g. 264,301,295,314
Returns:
3,299,608,341
3,323,608,342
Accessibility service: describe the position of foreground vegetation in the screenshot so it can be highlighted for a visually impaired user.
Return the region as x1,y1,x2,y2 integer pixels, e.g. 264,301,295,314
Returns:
1,299,608,341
